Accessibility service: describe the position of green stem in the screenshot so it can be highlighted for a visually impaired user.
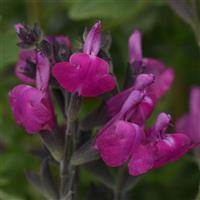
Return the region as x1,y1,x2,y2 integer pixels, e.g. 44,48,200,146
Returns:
113,166,126,200
59,93,80,200
59,122,74,200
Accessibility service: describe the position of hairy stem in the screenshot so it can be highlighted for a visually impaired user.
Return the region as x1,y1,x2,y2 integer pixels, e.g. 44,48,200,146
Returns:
59,93,80,200
59,122,74,200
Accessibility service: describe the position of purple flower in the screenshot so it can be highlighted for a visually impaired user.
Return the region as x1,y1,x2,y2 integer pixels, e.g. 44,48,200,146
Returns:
15,23,41,48
15,23,24,34
128,113,191,176
95,120,141,167
15,49,37,84
107,73,155,125
129,30,143,64
9,85,55,133
176,87,200,144
52,21,116,97
129,31,174,101
95,89,145,166
9,53,55,134
36,53,51,92
83,21,101,56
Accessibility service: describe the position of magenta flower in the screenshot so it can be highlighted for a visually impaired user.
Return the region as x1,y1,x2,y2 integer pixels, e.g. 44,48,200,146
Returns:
129,31,174,101
9,53,55,134
107,73,155,125
36,53,51,92
129,31,143,64
52,21,116,97
9,85,55,133
95,120,141,167
95,89,145,166
128,113,191,176
15,23,24,34
176,87,200,144
15,23,41,48
15,49,37,84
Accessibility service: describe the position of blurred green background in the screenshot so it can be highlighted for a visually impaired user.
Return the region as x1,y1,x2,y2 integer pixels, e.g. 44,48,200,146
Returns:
1,0,200,199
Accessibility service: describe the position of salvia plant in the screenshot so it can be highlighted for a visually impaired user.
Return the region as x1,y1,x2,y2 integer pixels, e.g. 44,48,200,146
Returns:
8,18,200,200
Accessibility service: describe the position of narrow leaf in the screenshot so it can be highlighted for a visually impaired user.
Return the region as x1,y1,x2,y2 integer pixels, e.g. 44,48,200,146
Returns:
26,172,44,194
40,129,64,162
70,140,99,166
84,160,115,189
168,0,196,28
40,158,59,200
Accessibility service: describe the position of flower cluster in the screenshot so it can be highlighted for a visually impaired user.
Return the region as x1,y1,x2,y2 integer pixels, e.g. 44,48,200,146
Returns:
9,21,116,134
9,21,196,178
95,31,194,176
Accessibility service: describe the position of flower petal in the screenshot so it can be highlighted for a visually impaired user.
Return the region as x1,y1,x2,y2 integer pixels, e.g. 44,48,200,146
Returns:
129,31,143,64
143,58,175,101
129,133,191,176
52,61,82,93
9,85,55,133
83,21,101,56
128,144,154,176
190,87,200,115
96,120,141,167
71,53,115,96
153,133,191,168
106,87,133,118
15,50,37,84
130,96,154,125
81,74,116,97
36,53,50,91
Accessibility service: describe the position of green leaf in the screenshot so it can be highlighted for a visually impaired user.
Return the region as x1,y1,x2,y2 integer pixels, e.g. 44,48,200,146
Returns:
69,0,145,20
70,140,99,166
83,160,115,189
0,31,18,71
168,0,197,27
40,158,59,200
0,190,23,200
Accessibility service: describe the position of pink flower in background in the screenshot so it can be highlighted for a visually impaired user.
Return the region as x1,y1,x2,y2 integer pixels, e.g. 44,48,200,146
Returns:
129,31,174,102
128,113,191,176
52,21,116,97
176,87,200,144
9,53,55,134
